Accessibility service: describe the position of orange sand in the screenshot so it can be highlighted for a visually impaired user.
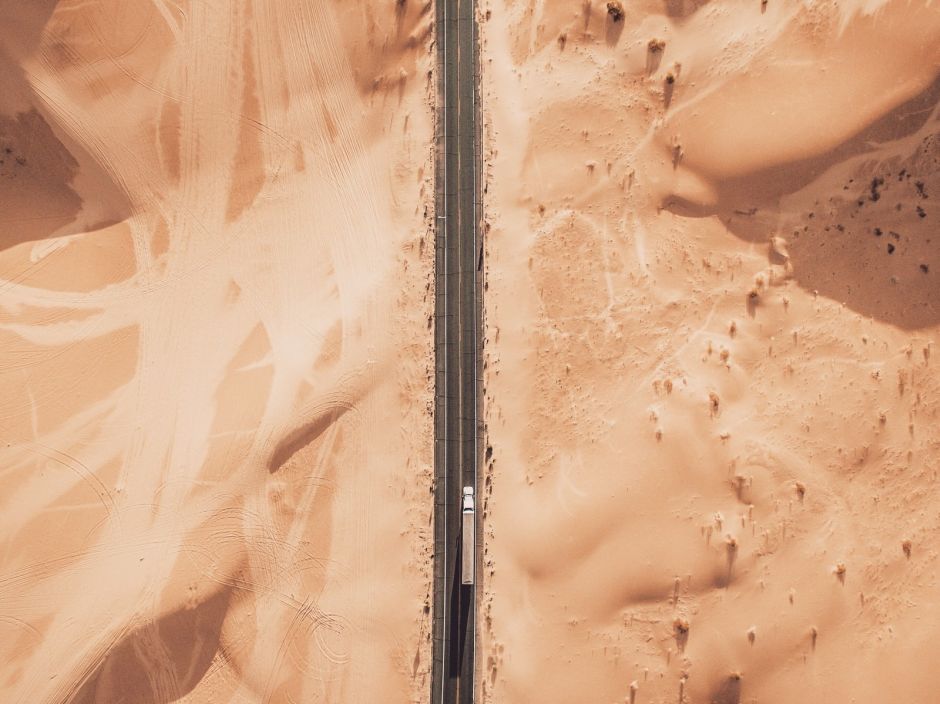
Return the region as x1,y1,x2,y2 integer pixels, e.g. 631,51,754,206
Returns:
0,1,434,702
480,1,940,702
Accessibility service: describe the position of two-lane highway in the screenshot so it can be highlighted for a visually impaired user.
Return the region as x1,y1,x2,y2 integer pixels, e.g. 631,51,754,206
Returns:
432,0,480,701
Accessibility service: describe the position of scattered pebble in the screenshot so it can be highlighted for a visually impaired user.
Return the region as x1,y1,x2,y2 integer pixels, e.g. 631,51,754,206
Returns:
673,617,690,651
708,391,720,415
834,562,846,583
606,1,624,21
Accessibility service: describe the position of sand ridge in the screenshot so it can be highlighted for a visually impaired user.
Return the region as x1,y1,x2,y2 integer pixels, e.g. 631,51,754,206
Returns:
0,1,435,702
480,0,939,702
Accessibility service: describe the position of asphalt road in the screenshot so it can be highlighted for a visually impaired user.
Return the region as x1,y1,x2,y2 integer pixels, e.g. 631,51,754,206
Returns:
431,0,480,701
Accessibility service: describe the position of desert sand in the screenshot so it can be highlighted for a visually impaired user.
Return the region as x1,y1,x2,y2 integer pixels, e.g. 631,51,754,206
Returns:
0,1,434,702
480,1,940,702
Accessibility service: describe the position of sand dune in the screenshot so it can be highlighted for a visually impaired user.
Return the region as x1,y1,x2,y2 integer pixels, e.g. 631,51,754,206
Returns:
0,1,434,702
480,1,940,702
5,0,940,701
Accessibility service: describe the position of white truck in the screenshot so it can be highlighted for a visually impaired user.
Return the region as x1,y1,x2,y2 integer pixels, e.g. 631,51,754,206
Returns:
461,486,475,585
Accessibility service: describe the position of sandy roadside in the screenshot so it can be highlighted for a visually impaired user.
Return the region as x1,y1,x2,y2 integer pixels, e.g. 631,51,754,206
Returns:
480,1,940,702
0,1,435,702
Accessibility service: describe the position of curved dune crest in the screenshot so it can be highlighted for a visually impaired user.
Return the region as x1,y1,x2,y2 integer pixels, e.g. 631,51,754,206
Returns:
0,1,434,702
481,0,940,702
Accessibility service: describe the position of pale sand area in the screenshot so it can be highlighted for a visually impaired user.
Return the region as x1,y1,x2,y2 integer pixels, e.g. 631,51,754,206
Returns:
0,1,434,702
481,1,940,702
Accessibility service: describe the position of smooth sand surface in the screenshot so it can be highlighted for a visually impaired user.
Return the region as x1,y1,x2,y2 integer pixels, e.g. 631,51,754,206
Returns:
480,1,940,702
0,1,434,702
